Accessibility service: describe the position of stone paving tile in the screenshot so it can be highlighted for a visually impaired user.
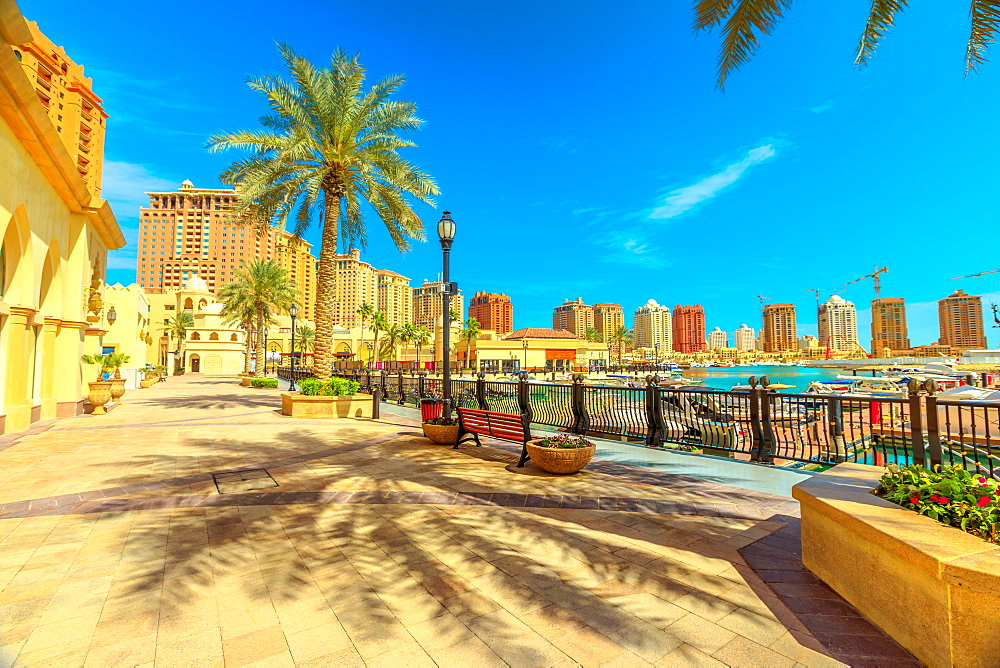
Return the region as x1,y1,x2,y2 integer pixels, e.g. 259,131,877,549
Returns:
0,375,916,667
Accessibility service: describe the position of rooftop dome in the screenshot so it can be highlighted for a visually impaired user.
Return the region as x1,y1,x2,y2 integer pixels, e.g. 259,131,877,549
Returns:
180,179,194,189
646,299,659,306
184,275,210,294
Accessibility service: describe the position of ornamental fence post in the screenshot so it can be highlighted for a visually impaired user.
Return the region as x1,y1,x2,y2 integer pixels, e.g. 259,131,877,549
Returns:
417,372,426,400
907,383,927,468
517,376,533,425
643,375,663,447
924,394,943,469
571,375,590,435
371,383,381,419
397,371,405,406
475,372,488,410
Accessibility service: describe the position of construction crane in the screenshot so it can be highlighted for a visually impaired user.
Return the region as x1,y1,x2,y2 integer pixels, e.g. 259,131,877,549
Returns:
758,295,769,348
844,266,889,300
805,288,829,313
950,269,1000,328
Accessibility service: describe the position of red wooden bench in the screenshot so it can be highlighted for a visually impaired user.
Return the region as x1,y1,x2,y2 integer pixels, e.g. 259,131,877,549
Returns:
455,407,533,467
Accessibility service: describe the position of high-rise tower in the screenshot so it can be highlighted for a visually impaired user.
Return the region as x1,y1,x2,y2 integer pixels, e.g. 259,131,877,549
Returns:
469,292,513,335
938,289,987,350
763,304,797,352
633,300,672,351
871,298,910,354
708,327,728,350
734,324,756,352
592,303,624,342
552,298,593,336
672,305,707,353
818,295,858,353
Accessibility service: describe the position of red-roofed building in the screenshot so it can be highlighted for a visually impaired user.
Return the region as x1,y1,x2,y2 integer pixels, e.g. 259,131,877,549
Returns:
469,291,513,335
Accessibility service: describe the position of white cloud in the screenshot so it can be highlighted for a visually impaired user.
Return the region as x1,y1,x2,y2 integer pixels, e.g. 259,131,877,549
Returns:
599,231,670,270
102,161,176,220
649,143,778,220
811,102,834,114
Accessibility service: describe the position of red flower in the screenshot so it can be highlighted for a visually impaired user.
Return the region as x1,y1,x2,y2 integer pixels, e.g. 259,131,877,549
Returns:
977,496,991,507
930,494,949,504
909,495,920,505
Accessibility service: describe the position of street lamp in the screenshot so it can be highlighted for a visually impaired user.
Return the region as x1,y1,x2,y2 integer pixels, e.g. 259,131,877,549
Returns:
106,305,117,326
522,339,528,371
269,342,280,376
262,327,269,374
289,305,298,392
438,212,456,418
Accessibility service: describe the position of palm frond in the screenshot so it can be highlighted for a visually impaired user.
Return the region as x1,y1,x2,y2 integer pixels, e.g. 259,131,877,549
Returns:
967,0,1000,74
693,0,736,30
854,0,908,68
717,0,794,90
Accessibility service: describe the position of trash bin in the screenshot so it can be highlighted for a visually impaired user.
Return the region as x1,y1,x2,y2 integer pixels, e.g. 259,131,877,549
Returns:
420,398,443,422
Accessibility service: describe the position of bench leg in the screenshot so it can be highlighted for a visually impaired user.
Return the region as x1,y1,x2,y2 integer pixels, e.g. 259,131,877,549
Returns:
454,430,482,449
517,442,530,467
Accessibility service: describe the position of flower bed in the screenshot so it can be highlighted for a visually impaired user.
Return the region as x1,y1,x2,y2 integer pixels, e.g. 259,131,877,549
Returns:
424,417,458,427
876,464,999,543
526,435,595,474
531,434,592,449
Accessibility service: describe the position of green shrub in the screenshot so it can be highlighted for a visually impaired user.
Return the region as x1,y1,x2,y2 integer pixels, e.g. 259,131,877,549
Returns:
250,378,278,388
877,464,999,543
425,417,459,426
298,377,359,397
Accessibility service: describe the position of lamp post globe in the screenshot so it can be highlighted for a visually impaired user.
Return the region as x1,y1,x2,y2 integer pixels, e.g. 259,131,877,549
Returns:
438,212,455,418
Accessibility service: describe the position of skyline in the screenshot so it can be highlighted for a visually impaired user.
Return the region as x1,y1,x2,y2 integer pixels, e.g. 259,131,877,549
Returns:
21,0,1000,346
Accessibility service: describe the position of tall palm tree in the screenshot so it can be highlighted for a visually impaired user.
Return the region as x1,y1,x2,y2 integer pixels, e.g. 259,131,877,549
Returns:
460,317,482,370
379,324,405,361
370,312,388,367
219,260,300,377
220,290,258,374
357,302,375,366
209,45,439,380
607,325,634,364
412,326,432,368
583,326,602,343
295,324,315,356
400,323,419,366
693,1,1000,89
160,311,194,372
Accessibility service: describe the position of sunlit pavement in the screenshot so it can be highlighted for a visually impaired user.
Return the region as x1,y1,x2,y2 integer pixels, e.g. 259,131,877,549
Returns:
0,375,916,667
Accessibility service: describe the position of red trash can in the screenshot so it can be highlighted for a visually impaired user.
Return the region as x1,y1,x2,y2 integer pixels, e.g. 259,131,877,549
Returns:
420,398,443,422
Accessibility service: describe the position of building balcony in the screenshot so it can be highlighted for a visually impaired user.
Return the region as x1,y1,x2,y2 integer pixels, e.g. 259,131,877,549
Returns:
80,109,92,122
78,142,90,153
35,76,51,91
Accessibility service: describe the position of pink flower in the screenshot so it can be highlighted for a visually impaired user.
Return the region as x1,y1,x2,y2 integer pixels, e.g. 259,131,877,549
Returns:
977,496,991,507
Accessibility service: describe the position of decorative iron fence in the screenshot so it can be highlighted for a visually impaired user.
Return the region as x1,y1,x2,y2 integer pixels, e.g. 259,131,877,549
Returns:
277,366,313,383
327,370,1000,477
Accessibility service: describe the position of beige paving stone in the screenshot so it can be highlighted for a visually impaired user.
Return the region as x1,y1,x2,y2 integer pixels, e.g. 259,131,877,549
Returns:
154,628,225,667
18,611,100,656
712,636,798,667
654,642,728,667
83,632,157,667
406,611,475,652
672,591,739,622
465,608,572,666
665,614,738,656
716,606,789,646
552,624,628,666
425,634,507,668
284,621,352,663
221,624,290,666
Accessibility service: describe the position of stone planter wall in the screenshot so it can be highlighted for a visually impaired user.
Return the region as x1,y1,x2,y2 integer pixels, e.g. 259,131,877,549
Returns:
280,392,373,419
792,463,1000,668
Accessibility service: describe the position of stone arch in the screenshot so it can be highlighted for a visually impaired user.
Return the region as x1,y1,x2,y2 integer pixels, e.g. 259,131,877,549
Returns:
190,332,201,340
183,297,194,310
230,333,239,341
188,353,200,373
38,240,63,316
0,206,34,305
209,332,219,341
198,298,208,310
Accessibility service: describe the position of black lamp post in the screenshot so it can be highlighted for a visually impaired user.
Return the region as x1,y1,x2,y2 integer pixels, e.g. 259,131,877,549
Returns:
522,339,528,371
269,342,279,376
438,212,456,418
262,327,269,374
289,305,298,391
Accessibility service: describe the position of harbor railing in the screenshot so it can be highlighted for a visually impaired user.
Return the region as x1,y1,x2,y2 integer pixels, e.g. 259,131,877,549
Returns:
320,369,999,479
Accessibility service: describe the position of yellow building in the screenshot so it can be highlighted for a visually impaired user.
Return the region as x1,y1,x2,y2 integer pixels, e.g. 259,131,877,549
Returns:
592,303,623,341
101,283,152,385
552,298,594,336
458,328,609,373
10,19,107,197
274,232,315,321
413,279,462,330
0,4,125,432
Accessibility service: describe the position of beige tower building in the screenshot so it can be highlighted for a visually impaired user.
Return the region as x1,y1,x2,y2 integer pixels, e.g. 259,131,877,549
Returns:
633,299,672,351
818,295,858,353
377,270,412,327
552,298,594,336
734,324,756,352
938,289,987,350
763,303,797,352
708,327,728,350
871,298,910,354
11,21,107,196
592,303,624,341
413,280,463,330
274,234,315,321
328,249,377,328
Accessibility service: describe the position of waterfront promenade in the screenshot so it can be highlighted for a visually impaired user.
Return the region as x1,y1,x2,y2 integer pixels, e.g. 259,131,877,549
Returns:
0,376,915,666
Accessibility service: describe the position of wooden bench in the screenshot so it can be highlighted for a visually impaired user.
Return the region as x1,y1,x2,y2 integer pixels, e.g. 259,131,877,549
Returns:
455,407,533,467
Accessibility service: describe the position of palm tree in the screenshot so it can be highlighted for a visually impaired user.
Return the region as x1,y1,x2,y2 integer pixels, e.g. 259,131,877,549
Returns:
411,326,432,368
160,311,194,372
460,317,482,370
357,302,375,366
295,324,315,357
370,312,388,367
693,1,1000,89
209,45,439,380
379,324,405,361
583,327,602,343
220,290,258,374
400,323,419,366
607,325,634,364
219,260,299,377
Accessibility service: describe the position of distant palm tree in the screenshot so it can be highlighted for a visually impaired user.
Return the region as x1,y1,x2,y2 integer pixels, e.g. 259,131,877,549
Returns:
693,0,1000,89
295,325,315,355
208,45,438,380
400,323,419,365
160,311,194,372
583,326,602,343
607,325,634,364
411,326,432,367
358,302,375,366
220,291,258,374
379,324,404,361
219,260,299,377
370,312,388,366
460,317,482,370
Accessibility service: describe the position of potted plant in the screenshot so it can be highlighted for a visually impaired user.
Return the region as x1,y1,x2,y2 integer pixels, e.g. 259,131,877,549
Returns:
80,354,114,415
526,434,596,474
139,366,158,389
423,416,460,444
106,353,130,404
280,377,372,418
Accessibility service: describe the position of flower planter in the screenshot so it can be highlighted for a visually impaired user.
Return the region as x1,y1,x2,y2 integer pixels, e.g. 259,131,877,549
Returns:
793,463,1000,668
423,423,459,445
108,378,126,404
526,439,596,474
241,377,253,387
280,392,372,419
87,381,112,415
139,378,155,389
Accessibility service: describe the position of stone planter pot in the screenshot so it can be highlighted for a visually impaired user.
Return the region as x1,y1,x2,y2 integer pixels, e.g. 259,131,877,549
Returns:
87,381,112,415
139,378,155,389
793,463,1000,668
526,440,596,474
423,423,459,445
108,378,126,404
280,392,372,419
241,377,253,387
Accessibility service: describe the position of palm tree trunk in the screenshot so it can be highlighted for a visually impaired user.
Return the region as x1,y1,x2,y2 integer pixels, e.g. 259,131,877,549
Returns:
255,308,266,377
243,326,252,374
416,343,421,366
312,192,340,380
359,322,366,368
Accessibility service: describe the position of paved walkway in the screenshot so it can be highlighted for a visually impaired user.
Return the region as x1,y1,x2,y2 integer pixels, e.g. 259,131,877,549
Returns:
0,376,916,667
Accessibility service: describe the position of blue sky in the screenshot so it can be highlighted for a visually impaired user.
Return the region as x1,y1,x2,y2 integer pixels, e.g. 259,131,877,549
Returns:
25,0,1000,346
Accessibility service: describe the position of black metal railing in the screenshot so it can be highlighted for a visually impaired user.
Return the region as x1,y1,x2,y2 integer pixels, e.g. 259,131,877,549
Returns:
328,369,1000,477
277,366,313,383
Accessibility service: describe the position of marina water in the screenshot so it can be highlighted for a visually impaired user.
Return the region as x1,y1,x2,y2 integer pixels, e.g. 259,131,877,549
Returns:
682,365,845,393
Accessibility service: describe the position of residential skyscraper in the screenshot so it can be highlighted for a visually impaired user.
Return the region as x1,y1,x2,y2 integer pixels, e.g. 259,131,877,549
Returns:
818,295,858,353
274,234,316,321
633,300,672,351
673,305,707,353
552,298,593,336
376,270,412,328
469,292,513,335
734,324,756,352
413,280,463,330
592,303,624,342
708,327,728,350
871,298,910,353
12,21,107,196
763,304,797,352
938,289,987,350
